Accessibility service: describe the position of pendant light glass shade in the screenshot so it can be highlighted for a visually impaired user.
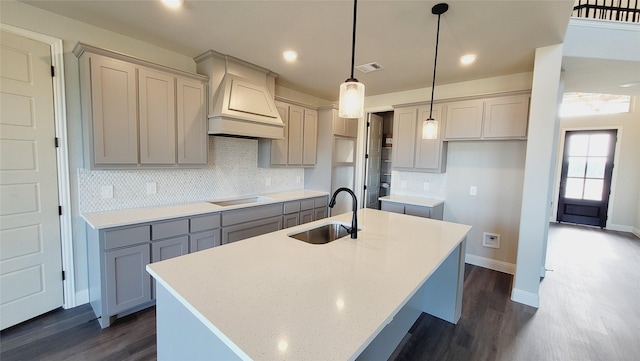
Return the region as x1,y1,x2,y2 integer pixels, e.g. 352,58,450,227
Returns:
339,79,365,118
422,118,438,139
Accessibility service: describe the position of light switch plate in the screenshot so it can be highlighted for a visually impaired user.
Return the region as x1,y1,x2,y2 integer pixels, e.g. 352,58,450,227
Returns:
423,182,430,191
101,185,113,199
146,182,157,195
266,177,272,186
469,186,477,196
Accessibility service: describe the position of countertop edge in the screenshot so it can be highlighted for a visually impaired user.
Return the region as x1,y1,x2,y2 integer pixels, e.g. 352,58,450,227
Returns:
378,195,444,207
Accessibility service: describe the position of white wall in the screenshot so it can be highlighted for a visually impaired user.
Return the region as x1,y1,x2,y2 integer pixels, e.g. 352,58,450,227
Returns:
636,190,640,238
0,1,306,305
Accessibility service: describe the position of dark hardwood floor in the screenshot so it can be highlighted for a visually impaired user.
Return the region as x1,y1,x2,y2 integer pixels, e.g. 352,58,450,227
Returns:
1,223,638,361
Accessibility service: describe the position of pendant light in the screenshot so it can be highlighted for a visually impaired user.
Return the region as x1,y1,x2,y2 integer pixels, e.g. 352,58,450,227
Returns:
422,3,448,140
338,0,365,119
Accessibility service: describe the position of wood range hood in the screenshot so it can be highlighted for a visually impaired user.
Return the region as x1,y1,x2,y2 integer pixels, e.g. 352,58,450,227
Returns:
194,50,284,140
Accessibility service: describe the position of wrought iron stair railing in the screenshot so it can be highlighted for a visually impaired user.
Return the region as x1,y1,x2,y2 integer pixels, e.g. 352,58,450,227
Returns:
573,0,640,22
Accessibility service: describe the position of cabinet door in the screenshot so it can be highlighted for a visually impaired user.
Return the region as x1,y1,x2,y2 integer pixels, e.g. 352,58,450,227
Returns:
314,207,327,221
332,114,346,136
270,101,289,165
221,216,282,244
282,213,300,229
189,230,220,252
302,108,318,165
177,77,208,165
444,99,483,140
392,107,418,168
482,95,529,139
415,105,446,172
404,205,431,218
89,55,138,165
151,236,189,262
287,105,304,165
300,209,314,224
105,244,151,315
139,68,176,164
346,118,358,138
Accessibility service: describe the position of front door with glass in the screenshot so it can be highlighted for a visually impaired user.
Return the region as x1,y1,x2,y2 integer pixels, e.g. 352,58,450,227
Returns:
557,129,617,228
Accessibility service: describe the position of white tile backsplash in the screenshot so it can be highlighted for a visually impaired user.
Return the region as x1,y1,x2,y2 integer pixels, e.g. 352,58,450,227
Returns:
391,171,447,199
78,137,304,212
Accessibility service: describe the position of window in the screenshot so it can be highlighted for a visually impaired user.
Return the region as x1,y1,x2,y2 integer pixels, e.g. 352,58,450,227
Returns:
560,92,631,117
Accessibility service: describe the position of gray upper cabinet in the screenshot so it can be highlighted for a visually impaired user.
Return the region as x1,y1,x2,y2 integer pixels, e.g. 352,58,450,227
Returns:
86,54,139,165
258,99,317,167
444,94,529,140
139,68,176,165
74,43,208,169
392,104,446,173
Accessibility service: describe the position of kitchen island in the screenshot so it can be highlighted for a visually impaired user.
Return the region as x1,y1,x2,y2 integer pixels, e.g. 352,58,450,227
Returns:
147,209,471,360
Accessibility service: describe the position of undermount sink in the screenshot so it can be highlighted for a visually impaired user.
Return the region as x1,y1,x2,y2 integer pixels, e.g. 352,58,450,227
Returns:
288,222,362,245
210,196,272,207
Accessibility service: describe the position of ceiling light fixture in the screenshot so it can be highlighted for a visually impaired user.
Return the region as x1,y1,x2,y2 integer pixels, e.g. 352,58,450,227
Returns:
460,54,476,65
161,0,183,9
338,0,365,119
283,50,298,62
422,3,448,140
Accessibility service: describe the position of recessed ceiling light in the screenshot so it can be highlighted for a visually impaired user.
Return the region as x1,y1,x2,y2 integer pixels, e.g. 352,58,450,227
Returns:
619,81,640,88
161,0,183,9
283,50,298,62
460,54,477,65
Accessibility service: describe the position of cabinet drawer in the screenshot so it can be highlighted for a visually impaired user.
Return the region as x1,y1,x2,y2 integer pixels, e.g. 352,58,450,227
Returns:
283,201,301,214
221,216,282,244
222,203,282,226
300,199,315,211
104,225,150,250
380,202,405,214
405,205,431,218
314,196,328,208
152,219,189,240
190,213,220,233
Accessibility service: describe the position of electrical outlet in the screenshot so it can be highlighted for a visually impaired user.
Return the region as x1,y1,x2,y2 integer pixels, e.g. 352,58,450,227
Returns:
423,182,430,191
483,232,500,248
266,177,271,186
296,176,301,184
469,186,477,196
101,185,113,199
401,180,407,188
146,182,157,195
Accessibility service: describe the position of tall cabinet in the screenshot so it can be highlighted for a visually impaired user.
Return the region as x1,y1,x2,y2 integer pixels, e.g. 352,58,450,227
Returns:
74,43,208,169
305,105,358,216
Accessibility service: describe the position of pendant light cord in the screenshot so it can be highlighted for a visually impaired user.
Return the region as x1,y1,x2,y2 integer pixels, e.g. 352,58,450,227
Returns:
349,0,358,80
429,12,442,120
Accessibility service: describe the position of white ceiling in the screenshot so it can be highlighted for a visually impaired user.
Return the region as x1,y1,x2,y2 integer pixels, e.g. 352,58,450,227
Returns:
22,0,630,101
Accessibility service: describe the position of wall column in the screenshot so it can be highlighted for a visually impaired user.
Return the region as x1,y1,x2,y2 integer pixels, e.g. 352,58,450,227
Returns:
511,44,564,308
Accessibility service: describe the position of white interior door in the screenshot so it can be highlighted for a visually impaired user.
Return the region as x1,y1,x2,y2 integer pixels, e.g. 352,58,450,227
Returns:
0,30,63,330
364,114,383,209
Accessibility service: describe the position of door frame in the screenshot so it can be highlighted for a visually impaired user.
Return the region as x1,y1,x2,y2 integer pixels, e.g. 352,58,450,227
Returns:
1,24,75,308
551,125,623,229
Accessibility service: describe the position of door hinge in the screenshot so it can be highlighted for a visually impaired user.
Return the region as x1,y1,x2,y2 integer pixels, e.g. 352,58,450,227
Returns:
62,271,66,281
58,206,62,216
55,137,59,148
364,185,367,190
51,66,55,77
365,154,369,159
367,122,371,127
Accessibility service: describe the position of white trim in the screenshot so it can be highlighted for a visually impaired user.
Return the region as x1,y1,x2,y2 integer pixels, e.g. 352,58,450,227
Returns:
0,24,75,308
540,265,546,278
75,289,89,306
569,18,640,32
465,254,516,275
511,287,539,308
607,223,633,233
633,227,640,239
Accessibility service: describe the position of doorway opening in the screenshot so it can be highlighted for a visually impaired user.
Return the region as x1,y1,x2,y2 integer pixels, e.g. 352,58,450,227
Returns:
556,129,617,228
362,111,394,209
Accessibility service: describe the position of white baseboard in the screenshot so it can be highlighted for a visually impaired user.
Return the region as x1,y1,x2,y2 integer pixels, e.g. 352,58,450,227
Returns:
511,287,540,308
632,227,639,239
607,223,633,233
75,289,89,307
465,254,516,275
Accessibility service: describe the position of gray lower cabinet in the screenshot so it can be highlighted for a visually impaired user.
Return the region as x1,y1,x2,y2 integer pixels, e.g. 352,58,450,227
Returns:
189,230,220,252
105,244,151,317
152,236,189,262
283,213,300,228
380,201,444,220
300,210,314,224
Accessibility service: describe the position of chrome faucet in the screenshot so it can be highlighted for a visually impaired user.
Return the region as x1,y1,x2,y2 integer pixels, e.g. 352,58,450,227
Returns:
328,187,358,239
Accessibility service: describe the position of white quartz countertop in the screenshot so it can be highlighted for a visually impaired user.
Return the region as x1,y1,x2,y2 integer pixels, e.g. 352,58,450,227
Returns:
379,194,444,208
82,190,329,229
147,209,471,361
